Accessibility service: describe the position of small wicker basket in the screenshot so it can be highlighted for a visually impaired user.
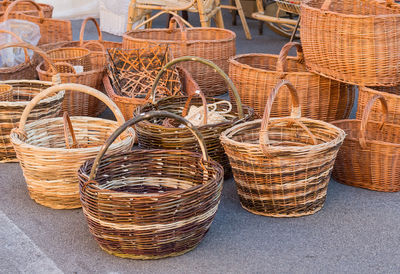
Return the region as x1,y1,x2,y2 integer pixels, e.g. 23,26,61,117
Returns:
0,0,53,20
46,47,92,73
0,83,12,100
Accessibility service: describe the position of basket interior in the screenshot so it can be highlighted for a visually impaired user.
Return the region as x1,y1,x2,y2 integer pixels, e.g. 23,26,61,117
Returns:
306,0,399,15
234,54,305,73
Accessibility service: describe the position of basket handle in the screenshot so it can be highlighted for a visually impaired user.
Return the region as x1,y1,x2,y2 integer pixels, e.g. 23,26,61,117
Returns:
16,83,126,134
276,42,304,78
149,56,244,119
359,94,389,149
54,62,77,74
181,89,208,126
82,40,106,53
133,10,193,30
79,17,103,45
63,112,79,149
320,0,332,10
4,0,45,22
88,111,209,180
0,30,30,63
259,80,318,155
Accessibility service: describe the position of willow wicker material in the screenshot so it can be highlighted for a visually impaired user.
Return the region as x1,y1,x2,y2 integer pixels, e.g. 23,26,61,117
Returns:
0,0,53,20
0,83,12,100
276,0,300,13
11,83,135,209
301,0,400,86
78,111,224,259
46,47,92,72
229,42,355,120
123,13,236,96
4,0,72,45
220,80,346,217
332,95,400,192
135,57,254,177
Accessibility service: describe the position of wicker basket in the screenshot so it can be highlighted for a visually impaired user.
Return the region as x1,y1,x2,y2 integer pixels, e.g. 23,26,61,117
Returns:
78,111,224,259
301,0,400,86
0,0,53,20
135,56,254,177
220,80,346,217
332,95,400,192
4,0,72,45
46,47,92,72
11,83,135,209
229,42,355,120
0,83,11,100
123,12,236,97
276,0,301,14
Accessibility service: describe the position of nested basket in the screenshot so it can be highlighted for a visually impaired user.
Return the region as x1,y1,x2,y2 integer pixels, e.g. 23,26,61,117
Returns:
332,95,400,192
229,42,355,120
220,80,346,217
301,0,400,86
78,111,224,259
135,57,254,177
10,83,135,209
46,47,92,72
0,0,53,20
123,12,236,97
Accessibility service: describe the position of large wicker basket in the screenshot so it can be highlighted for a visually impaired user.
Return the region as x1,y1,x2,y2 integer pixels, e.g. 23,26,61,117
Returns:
332,95,400,192
78,111,224,259
301,0,400,86
220,80,346,217
0,0,53,20
123,12,236,97
229,42,355,120
11,83,135,209
135,57,254,177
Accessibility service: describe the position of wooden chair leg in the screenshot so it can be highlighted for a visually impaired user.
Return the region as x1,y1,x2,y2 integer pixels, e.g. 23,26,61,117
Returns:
214,0,225,28
182,10,189,21
230,0,237,25
258,20,264,35
127,0,137,31
234,0,251,39
196,0,210,27
289,16,300,42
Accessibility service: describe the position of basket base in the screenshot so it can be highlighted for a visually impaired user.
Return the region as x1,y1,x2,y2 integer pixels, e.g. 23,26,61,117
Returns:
29,194,82,210
334,178,400,193
240,203,324,218
0,158,19,163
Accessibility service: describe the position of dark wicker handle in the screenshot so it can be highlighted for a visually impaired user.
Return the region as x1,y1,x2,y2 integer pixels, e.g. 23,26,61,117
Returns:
4,0,44,21
359,94,389,149
134,10,193,30
0,30,30,63
168,16,188,41
276,42,304,78
150,56,244,119
79,17,102,44
63,112,79,149
181,90,208,126
88,111,209,180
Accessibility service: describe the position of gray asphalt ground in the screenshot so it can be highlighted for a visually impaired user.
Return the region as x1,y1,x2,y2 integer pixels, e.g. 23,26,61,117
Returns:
1,9,400,274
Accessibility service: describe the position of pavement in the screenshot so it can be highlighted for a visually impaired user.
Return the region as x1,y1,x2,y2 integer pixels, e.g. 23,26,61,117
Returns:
1,10,400,274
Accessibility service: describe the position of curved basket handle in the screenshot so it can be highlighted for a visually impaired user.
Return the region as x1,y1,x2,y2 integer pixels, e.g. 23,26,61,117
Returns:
82,40,106,53
133,10,193,30
321,0,332,10
79,17,102,45
63,112,79,149
181,89,208,126
0,30,30,63
54,62,77,74
4,0,44,22
16,83,126,133
168,16,188,41
276,42,304,78
359,94,389,149
150,56,244,119
88,111,209,180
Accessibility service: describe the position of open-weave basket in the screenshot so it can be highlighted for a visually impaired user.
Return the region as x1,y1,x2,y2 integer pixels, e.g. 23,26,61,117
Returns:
135,57,254,177
123,12,236,96
301,0,400,86
78,111,224,259
11,83,135,209
229,42,355,120
332,95,400,192
220,80,346,217
0,0,53,20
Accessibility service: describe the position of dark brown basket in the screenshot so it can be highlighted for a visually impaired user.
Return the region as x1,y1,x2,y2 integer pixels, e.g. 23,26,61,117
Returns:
78,111,224,259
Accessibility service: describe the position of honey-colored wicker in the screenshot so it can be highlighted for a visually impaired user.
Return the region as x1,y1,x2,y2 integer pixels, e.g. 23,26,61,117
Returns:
11,83,135,209
220,80,346,217
0,83,11,100
300,0,400,86
135,56,254,177
332,95,400,192
78,111,224,259
276,0,300,13
229,42,355,120
0,0,53,20
46,47,92,72
123,13,236,96
4,0,72,45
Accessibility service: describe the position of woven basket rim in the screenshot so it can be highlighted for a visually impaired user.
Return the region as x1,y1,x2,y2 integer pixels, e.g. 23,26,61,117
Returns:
0,84,63,107
0,60,32,74
361,86,400,99
36,60,104,76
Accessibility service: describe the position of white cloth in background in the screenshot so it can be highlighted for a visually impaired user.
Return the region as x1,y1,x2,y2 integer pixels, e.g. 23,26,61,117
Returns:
36,0,99,19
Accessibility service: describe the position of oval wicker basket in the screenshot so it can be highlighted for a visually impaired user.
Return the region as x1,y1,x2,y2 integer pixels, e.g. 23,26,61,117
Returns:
123,12,236,97
46,47,92,72
11,83,135,209
229,42,355,120
78,111,224,259
135,56,254,177
300,0,400,86
220,80,346,217
0,0,53,20
332,95,400,192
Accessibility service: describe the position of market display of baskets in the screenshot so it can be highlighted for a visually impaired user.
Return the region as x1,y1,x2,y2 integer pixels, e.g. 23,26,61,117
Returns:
10,83,135,209
220,80,346,217
135,56,254,177
332,95,400,192
301,0,400,86
78,111,224,259
229,42,355,120
0,0,53,20
123,12,236,97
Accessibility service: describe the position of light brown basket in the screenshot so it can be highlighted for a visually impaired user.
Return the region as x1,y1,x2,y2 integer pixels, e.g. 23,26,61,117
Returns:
220,80,346,217
0,83,12,100
46,47,92,72
301,0,400,86
229,42,355,120
0,0,53,20
11,83,135,209
123,12,236,97
332,95,400,192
